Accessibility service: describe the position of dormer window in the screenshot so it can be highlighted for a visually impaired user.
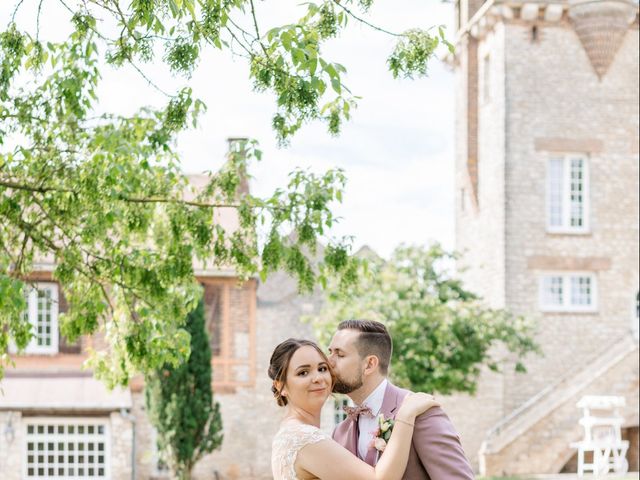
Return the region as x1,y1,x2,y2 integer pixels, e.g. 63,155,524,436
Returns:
23,283,59,354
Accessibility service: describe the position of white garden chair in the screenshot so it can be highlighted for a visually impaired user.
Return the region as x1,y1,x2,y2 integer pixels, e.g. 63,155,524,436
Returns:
570,395,629,477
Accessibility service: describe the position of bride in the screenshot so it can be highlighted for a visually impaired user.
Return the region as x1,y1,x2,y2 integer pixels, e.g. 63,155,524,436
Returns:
269,338,439,480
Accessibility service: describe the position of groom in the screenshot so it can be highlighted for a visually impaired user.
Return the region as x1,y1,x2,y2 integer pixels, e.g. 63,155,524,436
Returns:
328,319,475,479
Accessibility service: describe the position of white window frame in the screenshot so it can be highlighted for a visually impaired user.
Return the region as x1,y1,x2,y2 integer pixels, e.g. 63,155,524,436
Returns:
546,154,591,234
333,395,353,427
24,283,59,355
23,416,111,480
481,53,491,104
539,272,598,313
632,290,639,340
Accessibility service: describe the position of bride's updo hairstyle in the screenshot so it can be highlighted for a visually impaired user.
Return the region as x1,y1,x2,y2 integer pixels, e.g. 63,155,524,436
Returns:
268,338,336,407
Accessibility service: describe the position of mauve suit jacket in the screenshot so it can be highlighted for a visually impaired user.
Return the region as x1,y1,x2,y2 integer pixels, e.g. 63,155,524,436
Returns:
332,382,475,480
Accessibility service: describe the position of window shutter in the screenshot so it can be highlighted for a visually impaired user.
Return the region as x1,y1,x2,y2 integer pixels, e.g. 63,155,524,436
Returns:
202,279,255,390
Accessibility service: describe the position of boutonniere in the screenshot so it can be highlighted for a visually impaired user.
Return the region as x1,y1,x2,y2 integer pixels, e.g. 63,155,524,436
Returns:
370,413,394,453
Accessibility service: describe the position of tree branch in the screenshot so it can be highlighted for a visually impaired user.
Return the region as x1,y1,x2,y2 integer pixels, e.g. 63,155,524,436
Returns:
329,0,402,37
0,179,293,214
11,0,26,23
36,0,45,42
223,23,256,60
0,179,74,194
116,194,241,209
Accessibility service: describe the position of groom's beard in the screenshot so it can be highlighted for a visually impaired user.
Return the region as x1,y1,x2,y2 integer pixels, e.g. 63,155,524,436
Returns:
332,373,364,394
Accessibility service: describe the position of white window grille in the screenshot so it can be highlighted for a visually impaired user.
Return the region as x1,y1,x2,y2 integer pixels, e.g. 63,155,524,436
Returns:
539,273,598,312
24,418,109,479
334,396,353,426
546,155,590,233
542,276,563,307
482,54,491,104
569,157,586,228
571,276,593,306
24,283,59,354
548,159,564,227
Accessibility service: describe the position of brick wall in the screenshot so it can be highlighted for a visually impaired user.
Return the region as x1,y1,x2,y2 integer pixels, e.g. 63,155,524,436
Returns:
451,20,509,469
452,6,639,471
480,344,639,476
502,19,639,412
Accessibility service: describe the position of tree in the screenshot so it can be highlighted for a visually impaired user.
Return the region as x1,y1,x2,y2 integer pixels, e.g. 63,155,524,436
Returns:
145,295,223,480
311,244,540,395
0,1,450,384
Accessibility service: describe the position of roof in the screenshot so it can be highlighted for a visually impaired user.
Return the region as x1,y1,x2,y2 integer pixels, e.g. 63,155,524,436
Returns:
29,173,244,278
0,374,132,412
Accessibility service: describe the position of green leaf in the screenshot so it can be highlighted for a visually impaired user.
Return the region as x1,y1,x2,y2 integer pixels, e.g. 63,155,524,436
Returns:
331,77,341,94
324,63,337,79
309,57,318,76
281,31,293,50
0,0,442,393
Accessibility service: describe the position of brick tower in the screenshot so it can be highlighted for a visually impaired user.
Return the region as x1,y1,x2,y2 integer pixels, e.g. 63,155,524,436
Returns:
448,0,639,474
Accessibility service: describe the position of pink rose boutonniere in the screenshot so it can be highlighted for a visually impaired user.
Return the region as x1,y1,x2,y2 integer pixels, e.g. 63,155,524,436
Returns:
369,413,394,453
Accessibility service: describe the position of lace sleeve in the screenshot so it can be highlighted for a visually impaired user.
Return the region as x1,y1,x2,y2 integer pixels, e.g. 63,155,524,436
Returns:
272,424,331,480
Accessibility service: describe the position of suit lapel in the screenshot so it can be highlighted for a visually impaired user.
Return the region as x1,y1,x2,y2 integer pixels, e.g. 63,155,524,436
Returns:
344,417,359,457
363,382,402,466
380,381,402,420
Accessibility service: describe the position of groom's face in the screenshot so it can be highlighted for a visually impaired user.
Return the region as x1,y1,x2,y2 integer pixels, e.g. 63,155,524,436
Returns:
328,329,365,394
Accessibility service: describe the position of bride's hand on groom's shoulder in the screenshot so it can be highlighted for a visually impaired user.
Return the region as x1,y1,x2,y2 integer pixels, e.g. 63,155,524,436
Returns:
398,392,439,420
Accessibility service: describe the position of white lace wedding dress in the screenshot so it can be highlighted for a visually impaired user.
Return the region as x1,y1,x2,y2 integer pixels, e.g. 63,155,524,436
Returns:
271,423,330,480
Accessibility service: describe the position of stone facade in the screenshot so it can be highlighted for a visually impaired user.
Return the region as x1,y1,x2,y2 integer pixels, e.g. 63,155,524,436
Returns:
0,411,25,478
0,409,133,480
0,153,339,480
451,0,639,474
0,269,334,480
188,269,335,479
110,411,134,480
481,336,639,475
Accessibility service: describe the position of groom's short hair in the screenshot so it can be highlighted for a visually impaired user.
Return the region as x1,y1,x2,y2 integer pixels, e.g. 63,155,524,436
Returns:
338,319,392,374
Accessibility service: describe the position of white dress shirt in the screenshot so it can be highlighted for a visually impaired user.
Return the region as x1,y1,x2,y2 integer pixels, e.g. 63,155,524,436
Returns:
357,378,388,460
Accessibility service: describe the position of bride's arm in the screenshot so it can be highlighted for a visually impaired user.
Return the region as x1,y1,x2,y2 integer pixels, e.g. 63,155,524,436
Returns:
296,393,438,480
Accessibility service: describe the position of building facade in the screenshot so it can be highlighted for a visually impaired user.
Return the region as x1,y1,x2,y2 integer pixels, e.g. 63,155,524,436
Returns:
0,272,339,480
0,167,338,479
449,0,639,474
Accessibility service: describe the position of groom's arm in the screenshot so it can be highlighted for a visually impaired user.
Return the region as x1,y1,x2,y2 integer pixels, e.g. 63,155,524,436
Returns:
412,406,475,480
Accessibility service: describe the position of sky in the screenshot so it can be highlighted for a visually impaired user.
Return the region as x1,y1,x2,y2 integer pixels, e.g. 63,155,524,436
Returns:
4,1,456,258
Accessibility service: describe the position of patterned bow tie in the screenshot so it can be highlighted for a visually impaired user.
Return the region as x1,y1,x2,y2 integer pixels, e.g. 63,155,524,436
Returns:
344,404,374,421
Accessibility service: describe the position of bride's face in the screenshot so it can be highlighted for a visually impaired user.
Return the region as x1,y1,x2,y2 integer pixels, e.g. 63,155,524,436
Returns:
282,345,332,409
